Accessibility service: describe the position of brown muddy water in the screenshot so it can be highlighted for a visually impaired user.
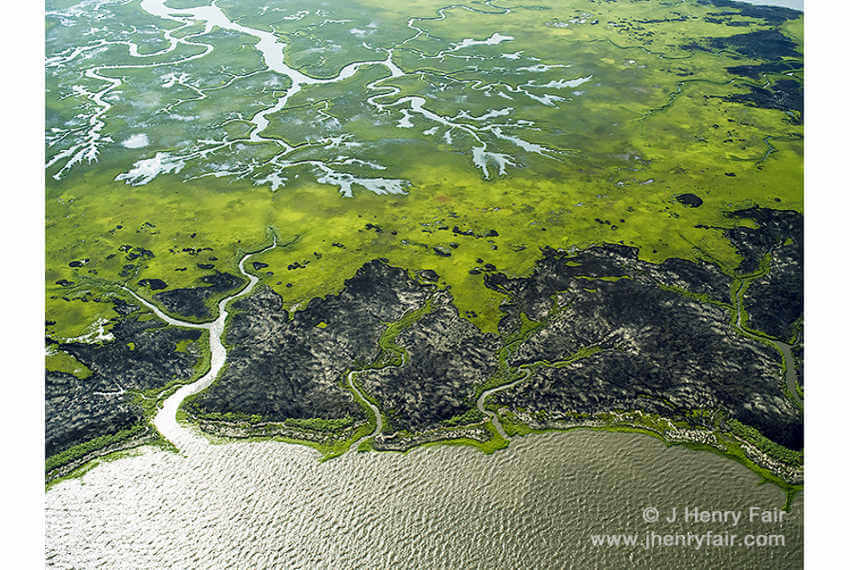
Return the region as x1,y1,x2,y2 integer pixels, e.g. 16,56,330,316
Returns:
45,430,801,568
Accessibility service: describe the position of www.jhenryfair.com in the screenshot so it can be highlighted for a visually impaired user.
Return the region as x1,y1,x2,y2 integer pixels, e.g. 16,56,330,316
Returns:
589,506,793,550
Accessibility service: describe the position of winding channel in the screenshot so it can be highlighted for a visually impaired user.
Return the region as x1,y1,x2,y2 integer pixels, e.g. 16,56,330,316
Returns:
347,371,384,453
733,277,802,409
475,369,531,440
139,0,404,144
135,0,554,182
474,270,805,442
49,0,568,187
122,238,277,453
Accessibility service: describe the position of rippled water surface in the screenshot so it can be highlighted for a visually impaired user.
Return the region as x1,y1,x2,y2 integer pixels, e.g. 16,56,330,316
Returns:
46,431,802,568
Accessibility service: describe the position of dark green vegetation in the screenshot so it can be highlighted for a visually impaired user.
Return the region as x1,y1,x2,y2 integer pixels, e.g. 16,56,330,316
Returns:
46,0,802,484
180,206,801,482
45,299,210,479
488,207,802,453
185,261,436,423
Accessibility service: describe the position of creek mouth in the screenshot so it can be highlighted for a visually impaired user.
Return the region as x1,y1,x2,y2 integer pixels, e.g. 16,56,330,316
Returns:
121,238,278,453
179,208,802,481
44,430,803,569
47,207,803,487
476,370,531,440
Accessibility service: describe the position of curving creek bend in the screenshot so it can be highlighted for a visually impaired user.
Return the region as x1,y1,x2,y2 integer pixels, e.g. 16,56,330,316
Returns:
46,241,803,567
46,1,802,565
115,245,802,457
733,276,803,409
120,238,278,452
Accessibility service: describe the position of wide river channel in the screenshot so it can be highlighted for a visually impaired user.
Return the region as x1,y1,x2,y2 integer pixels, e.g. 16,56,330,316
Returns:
45,0,803,567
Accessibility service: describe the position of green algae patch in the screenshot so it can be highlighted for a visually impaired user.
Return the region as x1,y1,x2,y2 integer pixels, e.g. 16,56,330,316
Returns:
284,416,356,432
495,410,802,497
45,0,803,489
45,425,150,483
442,407,486,428
46,0,802,339
375,298,435,366
45,350,92,379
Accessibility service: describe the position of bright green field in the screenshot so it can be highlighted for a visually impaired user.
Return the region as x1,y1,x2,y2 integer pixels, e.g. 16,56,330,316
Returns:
46,0,802,338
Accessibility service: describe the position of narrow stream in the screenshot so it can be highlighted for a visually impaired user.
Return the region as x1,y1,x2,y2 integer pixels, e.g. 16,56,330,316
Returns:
347,370,384,452
122,238,277,452
124,248,801,455
733,277,802,408
49,0,560,187
475,369,531,440
139,0,405,144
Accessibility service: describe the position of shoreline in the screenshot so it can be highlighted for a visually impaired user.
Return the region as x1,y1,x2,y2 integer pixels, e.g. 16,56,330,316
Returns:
46,241,803,492
46,407,803,514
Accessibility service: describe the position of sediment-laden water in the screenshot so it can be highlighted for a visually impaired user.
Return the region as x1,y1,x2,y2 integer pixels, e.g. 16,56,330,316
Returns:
44,1,803,566
45,431,802,568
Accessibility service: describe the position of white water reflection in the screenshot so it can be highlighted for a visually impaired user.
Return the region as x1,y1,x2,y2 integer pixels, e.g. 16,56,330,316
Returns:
734,0,803,9
46,431,801,568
